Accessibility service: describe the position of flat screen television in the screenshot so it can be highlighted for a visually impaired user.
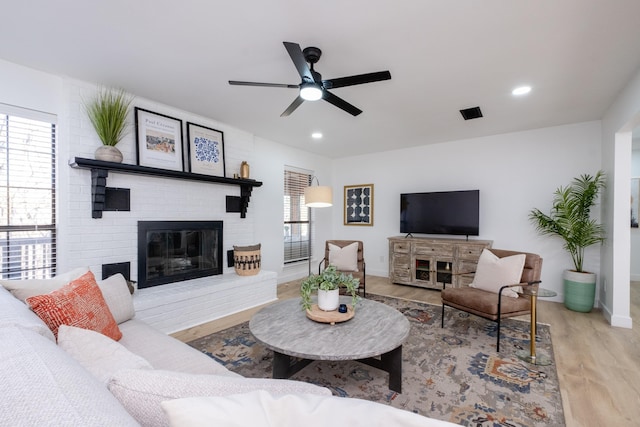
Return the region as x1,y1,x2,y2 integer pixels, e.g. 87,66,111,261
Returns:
400,190,479,236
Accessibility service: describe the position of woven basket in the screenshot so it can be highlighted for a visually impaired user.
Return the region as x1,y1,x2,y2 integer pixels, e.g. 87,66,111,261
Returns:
233,244,261,276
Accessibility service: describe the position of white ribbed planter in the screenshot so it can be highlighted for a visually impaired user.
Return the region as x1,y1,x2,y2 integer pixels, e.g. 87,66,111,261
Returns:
95,145,123,163
317,289,340,311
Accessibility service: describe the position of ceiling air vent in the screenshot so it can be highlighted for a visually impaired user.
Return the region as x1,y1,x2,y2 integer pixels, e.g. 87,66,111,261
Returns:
460,106,483,120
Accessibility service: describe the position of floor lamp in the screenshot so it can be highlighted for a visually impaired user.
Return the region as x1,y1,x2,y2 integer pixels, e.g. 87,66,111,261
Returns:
304,177,332,275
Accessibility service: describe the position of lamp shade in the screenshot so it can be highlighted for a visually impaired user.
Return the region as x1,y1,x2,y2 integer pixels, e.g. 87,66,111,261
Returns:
304,185,332,207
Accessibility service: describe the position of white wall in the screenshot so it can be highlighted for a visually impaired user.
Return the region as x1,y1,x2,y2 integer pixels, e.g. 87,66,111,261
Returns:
631,147,640,281
601,66,640,328
0,58,62,114
332,121,603,303
252,137,333,283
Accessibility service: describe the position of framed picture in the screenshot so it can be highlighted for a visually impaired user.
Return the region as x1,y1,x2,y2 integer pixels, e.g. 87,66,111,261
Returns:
344,184,374,226
632,178,639,228
186,122,226,177
135,107,184,171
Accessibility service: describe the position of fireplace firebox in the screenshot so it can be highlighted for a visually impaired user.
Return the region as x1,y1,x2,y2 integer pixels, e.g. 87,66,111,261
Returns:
138,221,223,289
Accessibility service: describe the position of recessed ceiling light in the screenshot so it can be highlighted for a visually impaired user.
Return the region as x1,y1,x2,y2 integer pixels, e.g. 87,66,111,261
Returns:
512,86,532,96
311,132,323,139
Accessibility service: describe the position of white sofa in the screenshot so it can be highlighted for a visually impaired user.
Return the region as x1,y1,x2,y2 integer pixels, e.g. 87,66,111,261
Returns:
0,270,459,427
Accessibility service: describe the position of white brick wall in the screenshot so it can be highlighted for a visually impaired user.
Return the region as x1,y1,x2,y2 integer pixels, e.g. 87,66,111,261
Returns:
59,78,275,329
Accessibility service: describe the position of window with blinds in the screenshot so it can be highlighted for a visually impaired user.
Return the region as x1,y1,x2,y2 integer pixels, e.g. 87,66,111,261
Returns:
0,109,57,280
284,168,311,264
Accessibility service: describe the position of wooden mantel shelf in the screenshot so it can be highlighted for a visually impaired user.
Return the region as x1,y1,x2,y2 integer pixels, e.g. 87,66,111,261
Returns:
69,157,263,219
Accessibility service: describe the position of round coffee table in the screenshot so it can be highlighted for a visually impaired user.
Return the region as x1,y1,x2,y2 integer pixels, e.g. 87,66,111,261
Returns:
249,296,410,393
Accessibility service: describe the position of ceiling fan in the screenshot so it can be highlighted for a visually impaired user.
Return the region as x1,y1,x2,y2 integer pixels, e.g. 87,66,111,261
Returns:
229,41,391,117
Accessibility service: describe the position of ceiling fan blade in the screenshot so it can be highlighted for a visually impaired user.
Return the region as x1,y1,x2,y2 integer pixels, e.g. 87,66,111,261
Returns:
229,80,299,89
322,71,391,89
322,90,362,116
283,42,314,83
280,96,305,117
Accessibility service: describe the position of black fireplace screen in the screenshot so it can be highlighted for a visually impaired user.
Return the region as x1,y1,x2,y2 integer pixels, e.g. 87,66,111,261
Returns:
138,221,223,289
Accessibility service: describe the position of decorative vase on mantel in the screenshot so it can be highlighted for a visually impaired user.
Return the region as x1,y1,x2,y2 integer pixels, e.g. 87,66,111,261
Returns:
317,288,340,311
240,161,250,179
94,145,123,163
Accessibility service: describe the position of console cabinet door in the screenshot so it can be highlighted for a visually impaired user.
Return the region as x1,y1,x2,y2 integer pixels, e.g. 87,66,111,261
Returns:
411,255,434,287
389,241,411,284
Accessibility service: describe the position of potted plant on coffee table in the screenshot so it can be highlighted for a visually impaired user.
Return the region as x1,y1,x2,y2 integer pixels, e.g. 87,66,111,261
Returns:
84,87,134,163
529,171,606,312
300,265,359,311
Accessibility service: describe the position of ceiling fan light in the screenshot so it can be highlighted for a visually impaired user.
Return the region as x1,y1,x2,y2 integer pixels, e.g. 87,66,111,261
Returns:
300,83,322,101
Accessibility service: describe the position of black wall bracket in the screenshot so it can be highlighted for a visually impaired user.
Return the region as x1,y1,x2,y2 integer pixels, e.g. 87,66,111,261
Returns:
70,157,262,219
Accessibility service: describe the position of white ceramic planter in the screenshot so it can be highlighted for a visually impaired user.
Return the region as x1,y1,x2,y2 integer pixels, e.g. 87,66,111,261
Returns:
95,145,123,163
317,289,339,311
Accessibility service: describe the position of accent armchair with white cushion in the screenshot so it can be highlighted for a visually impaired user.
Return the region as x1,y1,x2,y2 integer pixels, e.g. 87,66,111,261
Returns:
440,248,543,351
319,240,366,297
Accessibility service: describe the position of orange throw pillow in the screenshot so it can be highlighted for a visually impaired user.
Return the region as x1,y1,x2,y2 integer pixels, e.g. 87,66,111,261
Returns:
26,271,122,341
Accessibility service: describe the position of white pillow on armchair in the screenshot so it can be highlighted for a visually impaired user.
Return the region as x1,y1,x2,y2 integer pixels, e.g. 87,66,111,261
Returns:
328,242,359,272
468,249,525,298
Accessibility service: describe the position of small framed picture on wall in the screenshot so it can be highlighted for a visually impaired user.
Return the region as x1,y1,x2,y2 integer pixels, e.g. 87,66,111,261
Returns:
186,122,226,177
344,184,374,226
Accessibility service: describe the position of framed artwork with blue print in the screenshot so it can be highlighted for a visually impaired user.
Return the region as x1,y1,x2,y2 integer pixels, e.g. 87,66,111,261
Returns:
186,122,226,177
344,184,374,226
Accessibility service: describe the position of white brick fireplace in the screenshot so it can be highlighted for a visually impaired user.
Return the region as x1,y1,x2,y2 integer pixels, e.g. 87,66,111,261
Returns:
58,79,276,332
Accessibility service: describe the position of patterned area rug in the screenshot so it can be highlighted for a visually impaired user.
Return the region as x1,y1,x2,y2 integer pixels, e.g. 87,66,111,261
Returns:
188,295,564,426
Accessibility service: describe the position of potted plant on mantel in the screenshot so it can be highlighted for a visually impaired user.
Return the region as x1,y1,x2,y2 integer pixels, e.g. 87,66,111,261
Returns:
84,87,134,163
529,171,606,312
300,265,360,312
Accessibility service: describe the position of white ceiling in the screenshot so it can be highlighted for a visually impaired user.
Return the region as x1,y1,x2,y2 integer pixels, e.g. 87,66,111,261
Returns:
2,1,640,158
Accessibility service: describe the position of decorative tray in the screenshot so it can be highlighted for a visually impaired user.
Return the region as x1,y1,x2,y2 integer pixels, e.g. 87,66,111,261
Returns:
305,304,354,325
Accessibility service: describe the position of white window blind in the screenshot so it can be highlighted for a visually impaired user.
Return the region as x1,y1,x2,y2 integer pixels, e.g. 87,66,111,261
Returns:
284,168,311,264
0,109,57,279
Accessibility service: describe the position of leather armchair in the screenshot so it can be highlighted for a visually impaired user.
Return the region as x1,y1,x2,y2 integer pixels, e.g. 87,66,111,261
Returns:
441,249,543,351
319,240,366,297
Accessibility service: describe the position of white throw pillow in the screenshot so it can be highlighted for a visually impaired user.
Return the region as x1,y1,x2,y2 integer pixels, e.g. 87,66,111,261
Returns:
328,242,359,272
0,267,89,302
469,249,526,298
161,390,460,427
57,325,153,385
96,274,135,324
108,369,331,427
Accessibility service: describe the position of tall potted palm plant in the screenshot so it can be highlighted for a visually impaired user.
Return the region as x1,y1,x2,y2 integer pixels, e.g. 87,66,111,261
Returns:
84,87,133,163
529,171,606,312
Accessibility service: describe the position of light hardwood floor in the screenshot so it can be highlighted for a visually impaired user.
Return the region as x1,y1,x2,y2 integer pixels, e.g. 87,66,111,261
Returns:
172,276,640,427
